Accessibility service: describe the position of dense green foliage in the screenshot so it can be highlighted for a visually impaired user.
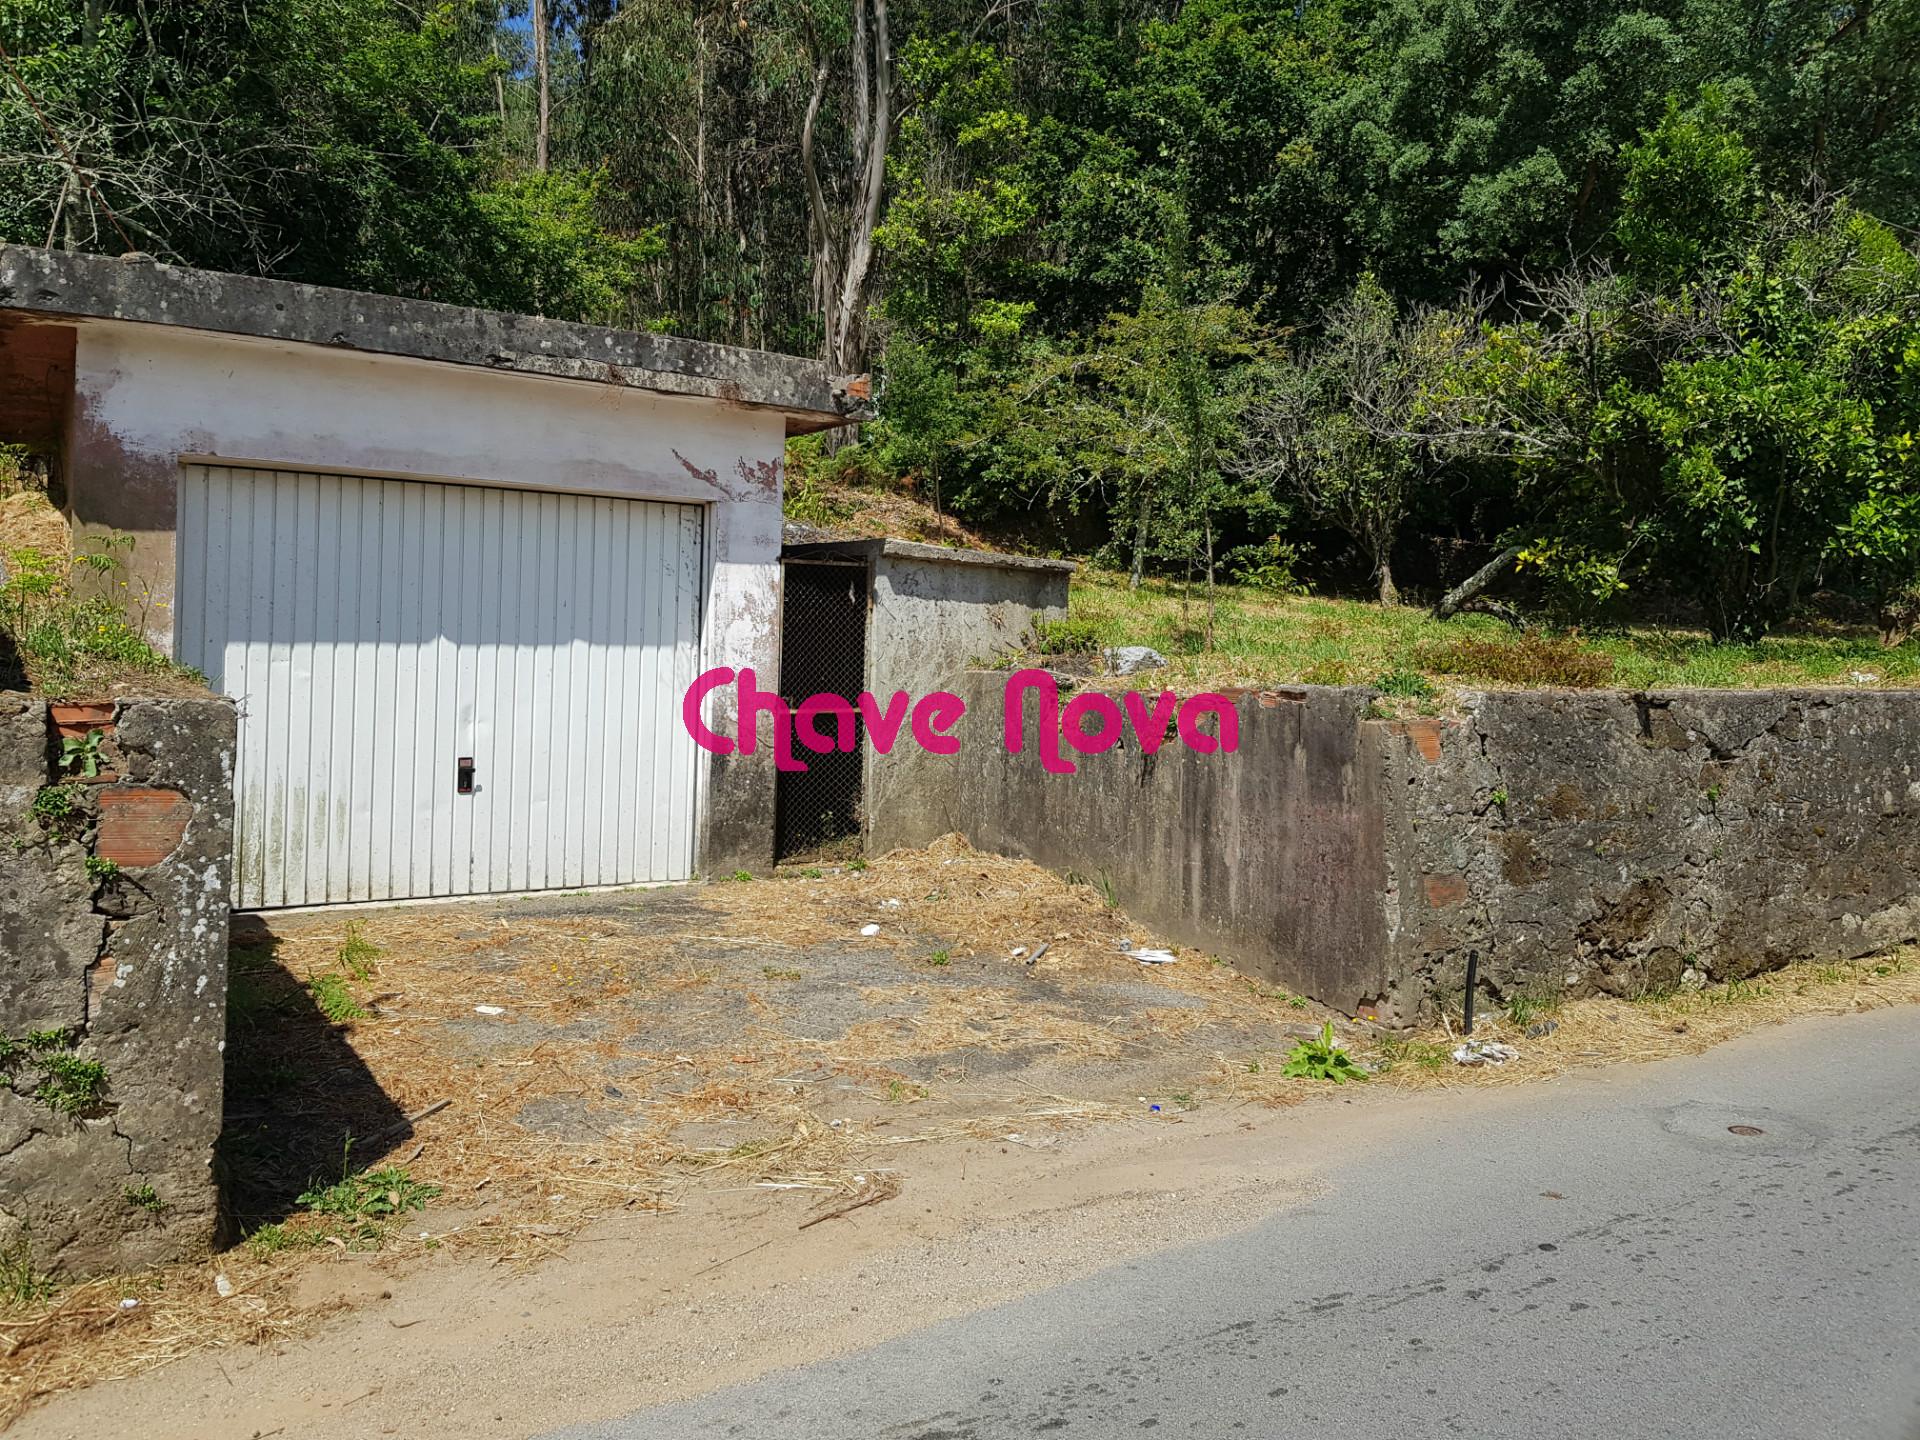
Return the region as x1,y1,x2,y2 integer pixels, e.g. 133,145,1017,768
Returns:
3,0,1916,638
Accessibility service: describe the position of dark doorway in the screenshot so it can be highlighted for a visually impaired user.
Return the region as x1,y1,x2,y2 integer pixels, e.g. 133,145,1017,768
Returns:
776,561,870,861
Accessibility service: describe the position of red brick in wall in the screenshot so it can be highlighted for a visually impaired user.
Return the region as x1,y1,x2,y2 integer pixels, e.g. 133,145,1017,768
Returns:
96,787,193,868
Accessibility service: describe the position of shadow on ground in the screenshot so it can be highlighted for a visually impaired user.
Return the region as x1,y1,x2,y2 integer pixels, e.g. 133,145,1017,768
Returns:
217,915,412,1237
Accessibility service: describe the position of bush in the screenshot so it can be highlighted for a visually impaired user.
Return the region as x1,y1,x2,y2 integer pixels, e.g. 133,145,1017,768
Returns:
1414,631,1616,689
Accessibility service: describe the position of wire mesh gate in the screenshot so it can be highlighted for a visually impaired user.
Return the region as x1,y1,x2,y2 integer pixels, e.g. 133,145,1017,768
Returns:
776,560,870,861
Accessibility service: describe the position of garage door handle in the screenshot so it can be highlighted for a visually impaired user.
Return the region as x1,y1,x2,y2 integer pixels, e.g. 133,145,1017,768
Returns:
456,757,475,795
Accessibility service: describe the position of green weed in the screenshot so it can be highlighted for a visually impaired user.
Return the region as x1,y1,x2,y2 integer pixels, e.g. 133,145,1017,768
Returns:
59,731,106,778
299,1163,440,1222
0,1235,53,1308
36,1054,109,1116
244,1222,328,1256
1282,1022,1369,1084
338,923,381,981
306,972,366,1024
123,1183,165,1212
1030,617,1103,654
1371,1035,1452,1074
1374,668,1435,699
1503,986,1562,1028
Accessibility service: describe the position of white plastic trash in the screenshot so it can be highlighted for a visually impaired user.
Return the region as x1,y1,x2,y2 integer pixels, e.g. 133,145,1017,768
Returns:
860,923,881,937
1131,948,1178,965
1452,1040,1519,1066
475,1004,507,1016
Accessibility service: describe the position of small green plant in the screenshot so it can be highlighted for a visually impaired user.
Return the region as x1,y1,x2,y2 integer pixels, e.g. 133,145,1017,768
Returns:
1245,1058,1263,1073
926,949,951,966
30,783,78,823
1281,1022,1368,1084
802,867,823,879
35,1053,109,1116
306,972,366,1024
1503,986,1561,1028
59,730,106,778
1489,788,1509,810
338,923,381,981
1375,668,1435,700
1095,869,1120,910
2,1029,110,1117
0,1234,53,1307
244,1221,328,1256
729,869,753,883
760,966,803,981
884,1079,927,1103
846,857,869,872
123,1183,165,1212
84,853,119,880
298,1149,440,1222
1030,617,1103,654
1287,994,1310,1010
1702,977,1770,1006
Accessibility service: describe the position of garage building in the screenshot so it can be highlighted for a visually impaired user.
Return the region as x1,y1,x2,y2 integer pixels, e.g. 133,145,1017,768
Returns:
0,245,862,906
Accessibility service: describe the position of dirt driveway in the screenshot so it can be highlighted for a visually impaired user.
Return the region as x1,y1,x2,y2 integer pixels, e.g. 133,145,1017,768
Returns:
217,832,1323,1242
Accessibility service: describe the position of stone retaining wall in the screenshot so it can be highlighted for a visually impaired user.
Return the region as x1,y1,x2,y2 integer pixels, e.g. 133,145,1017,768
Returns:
870,674,1920,1024
1,693,236,1276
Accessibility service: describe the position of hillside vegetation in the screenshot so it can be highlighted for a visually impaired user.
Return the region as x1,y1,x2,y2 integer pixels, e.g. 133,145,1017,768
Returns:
5,2,1917,650
1052,571,1920,696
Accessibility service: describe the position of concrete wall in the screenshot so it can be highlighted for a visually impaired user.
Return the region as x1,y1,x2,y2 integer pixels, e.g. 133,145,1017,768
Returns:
781,541,1071,847
865,548,1071,700
58,321,786,876
871,673,1920,1023
869,674,1393,1008
0,694,236,1276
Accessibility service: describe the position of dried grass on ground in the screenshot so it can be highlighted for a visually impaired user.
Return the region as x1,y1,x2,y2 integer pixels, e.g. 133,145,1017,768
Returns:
0,493,68,562
1212,948,1920,1105
3,838,1915,1424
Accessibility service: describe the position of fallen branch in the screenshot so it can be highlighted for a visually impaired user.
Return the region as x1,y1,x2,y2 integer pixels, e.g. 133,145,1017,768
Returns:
1435,545,1521,619
368,1098,452,1145
798,1175,901,1229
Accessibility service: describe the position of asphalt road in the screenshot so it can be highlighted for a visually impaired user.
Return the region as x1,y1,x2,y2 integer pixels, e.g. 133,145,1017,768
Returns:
552,1007,1920,1440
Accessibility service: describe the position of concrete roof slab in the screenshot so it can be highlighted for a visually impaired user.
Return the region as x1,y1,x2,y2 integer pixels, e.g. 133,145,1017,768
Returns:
0,245,864,431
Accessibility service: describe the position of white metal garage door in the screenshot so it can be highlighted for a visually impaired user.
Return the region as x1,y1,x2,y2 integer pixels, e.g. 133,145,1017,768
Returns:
176,465,705,908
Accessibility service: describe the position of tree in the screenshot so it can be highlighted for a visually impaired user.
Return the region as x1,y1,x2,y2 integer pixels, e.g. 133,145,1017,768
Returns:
1242,276,1481,605
798,0,893,372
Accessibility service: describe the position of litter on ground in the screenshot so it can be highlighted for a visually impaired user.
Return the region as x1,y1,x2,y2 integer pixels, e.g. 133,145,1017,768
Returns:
1452,1040,1520,1066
